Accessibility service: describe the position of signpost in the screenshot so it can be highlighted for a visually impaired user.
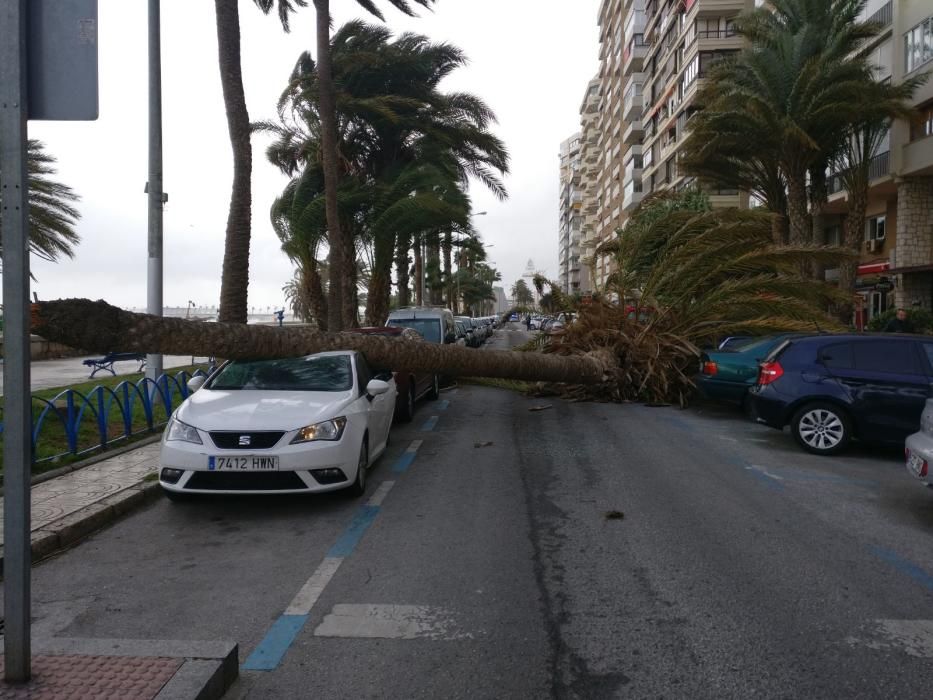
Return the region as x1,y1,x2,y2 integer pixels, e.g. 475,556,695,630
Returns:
0,0,98,681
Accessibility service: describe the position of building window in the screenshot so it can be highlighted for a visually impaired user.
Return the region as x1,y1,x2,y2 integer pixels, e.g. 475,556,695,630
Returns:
825,225,842,246
866,215,886,242
905,16,933,73
911,101,933,140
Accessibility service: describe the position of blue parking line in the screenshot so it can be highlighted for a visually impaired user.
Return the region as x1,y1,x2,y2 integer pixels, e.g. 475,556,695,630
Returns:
437,399,450,411
421,416,439,431
327,505,380,558
872,547,933,591
242,614,309,671
392,452,417,474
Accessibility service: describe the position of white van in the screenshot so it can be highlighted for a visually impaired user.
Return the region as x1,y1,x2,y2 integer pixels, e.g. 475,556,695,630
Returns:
386,307,457,345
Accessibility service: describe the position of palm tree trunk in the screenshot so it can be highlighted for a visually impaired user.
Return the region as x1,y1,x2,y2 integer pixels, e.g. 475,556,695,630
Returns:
443,231,453,309
307,260,328,331
214,0,252,324
396,232,410,307
427,232,442,305
414,236,424,306
838,183,869,325
365,232,394,326
786,176,811,247
770,212,789,245
313,0,346,332
809,167,829,280
32,298,614,385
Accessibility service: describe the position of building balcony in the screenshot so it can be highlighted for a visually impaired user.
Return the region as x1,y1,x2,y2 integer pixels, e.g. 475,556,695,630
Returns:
866,0,892,29
623,160,644,186
827,151,891,195
623,36,648,75
623,119,644,145
623,91,643,123
622,185,644,211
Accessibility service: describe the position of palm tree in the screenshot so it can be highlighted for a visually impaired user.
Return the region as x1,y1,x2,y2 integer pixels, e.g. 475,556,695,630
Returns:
510,279,534,308
261,22,508,328
214,0,306,324
1,140,81,266
685,0,888,252
312,0,436,332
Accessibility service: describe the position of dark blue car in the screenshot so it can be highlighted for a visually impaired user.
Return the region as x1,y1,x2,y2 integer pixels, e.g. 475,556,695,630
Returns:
749,334,933,455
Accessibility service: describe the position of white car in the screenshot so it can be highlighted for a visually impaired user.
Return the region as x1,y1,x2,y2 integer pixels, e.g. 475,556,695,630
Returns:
159,351,396,499
905,398,933,489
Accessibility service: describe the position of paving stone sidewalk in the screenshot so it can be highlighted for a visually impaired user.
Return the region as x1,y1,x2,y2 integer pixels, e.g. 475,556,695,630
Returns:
0,441,162,570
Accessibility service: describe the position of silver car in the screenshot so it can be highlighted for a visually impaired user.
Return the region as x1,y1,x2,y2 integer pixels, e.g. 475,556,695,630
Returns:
905,398,933,488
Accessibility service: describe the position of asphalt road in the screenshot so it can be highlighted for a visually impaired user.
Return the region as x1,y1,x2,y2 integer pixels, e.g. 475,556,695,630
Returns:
13,324,933,698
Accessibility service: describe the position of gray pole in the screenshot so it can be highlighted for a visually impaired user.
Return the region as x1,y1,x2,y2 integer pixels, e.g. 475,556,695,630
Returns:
0,0,32,681
146,0,164,383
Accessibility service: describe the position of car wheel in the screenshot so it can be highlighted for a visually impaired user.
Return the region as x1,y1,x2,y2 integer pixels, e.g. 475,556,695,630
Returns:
428,374,440,401
791,402,851,455
345,436,369,497
398,384,415,423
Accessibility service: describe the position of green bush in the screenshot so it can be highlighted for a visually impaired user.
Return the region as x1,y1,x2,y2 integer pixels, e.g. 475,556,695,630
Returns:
867,307,933,333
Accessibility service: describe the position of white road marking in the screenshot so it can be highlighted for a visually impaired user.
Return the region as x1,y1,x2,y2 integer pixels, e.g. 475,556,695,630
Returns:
406,440,423,453
717,436,739,443
847,620,933,658
284,557,343,616
314,604,472,640
367,480,395,507
744,464,785,481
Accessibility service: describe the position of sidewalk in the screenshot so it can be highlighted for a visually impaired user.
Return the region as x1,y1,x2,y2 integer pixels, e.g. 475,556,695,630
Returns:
0,443,240,699
0,441,162,572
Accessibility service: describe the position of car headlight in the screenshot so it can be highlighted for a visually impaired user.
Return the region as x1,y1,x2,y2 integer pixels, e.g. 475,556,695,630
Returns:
165,417,203,444
291,416,348,444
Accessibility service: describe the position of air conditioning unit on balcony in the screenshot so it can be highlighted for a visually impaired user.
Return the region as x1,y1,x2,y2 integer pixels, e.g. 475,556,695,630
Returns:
866,239,881,252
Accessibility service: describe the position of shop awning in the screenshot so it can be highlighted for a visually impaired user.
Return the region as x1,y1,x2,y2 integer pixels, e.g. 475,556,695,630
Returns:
886,263,933,275
857,261,890,276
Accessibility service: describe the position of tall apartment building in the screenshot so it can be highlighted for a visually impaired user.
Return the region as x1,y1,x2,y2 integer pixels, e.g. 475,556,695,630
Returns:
558,134,583,295
824,0,933,323
578,78,602,293
641,0,753,203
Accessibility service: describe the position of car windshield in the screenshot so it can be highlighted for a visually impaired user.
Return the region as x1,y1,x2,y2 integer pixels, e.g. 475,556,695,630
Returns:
388,319,441,342
207,355,353,392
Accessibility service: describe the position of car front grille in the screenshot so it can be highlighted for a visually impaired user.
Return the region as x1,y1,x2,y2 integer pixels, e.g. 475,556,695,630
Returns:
208,431,285,449
185,471,307,491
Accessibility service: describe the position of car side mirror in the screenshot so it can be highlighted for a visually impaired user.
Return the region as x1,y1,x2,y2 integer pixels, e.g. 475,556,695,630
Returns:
187,376,207,393
366,379,390,399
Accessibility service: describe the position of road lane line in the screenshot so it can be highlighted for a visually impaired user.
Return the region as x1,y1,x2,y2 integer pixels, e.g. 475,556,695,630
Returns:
421,415,440,431
872,547,933,591
367,480,395,507
437,399,450,411
242,615,309,671
285,557,343,616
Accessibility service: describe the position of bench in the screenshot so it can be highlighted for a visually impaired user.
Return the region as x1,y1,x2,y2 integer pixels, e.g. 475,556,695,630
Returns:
82,352,147,378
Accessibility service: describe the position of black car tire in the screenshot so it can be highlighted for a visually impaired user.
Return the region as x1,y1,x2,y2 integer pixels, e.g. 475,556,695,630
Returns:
398,383,415,423
428,374,441,401
345,436,368,497
791,402,852,456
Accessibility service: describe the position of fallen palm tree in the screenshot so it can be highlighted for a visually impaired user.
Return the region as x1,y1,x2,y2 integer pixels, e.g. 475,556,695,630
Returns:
29,299,614,385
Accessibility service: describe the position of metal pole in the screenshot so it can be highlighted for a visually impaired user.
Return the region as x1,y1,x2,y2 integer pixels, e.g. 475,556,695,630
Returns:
146,0,164,383
0,0,32,681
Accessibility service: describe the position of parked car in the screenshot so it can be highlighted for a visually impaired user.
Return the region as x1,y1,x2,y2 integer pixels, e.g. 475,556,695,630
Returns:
749,334,933,455
455,316,482,347
696,335,801,406
386,306,456,345
717,335,755,351
905,398,933,489
509,313,519,321
349,326,439,422
159,351,396,499
454,320,470,346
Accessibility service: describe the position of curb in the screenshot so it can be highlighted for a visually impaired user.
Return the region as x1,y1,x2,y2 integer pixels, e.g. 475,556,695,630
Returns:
0,477,163,577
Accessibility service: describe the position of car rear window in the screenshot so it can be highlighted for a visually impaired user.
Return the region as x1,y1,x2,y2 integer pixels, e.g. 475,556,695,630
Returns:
852,340,920,374
207,355,353,391
388,319,441,343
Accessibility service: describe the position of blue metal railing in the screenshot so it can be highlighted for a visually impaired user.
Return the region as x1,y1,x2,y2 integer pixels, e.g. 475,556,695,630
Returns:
0,367,211,465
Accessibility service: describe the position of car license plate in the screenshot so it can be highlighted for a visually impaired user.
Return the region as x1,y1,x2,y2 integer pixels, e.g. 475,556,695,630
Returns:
907,453,927,478
208,455,279,471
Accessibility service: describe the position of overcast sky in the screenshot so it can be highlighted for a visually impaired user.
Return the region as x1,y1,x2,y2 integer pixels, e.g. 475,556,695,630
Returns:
24,0,601,311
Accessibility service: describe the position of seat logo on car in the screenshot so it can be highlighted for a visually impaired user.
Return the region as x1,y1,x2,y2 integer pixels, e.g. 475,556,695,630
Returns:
238,435,251,447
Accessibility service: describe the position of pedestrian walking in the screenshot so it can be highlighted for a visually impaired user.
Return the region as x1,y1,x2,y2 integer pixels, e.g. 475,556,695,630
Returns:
884,308,915,333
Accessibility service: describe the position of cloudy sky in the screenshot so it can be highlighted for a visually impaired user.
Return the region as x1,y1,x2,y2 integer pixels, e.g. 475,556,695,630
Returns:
25,0,601,311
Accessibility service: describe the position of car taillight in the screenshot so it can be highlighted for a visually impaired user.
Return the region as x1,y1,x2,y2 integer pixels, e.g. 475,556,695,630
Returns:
702,361,718,376
758,361,784,386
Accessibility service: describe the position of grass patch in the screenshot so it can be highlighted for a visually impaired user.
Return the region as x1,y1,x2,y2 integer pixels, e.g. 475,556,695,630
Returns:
1,363,211,478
